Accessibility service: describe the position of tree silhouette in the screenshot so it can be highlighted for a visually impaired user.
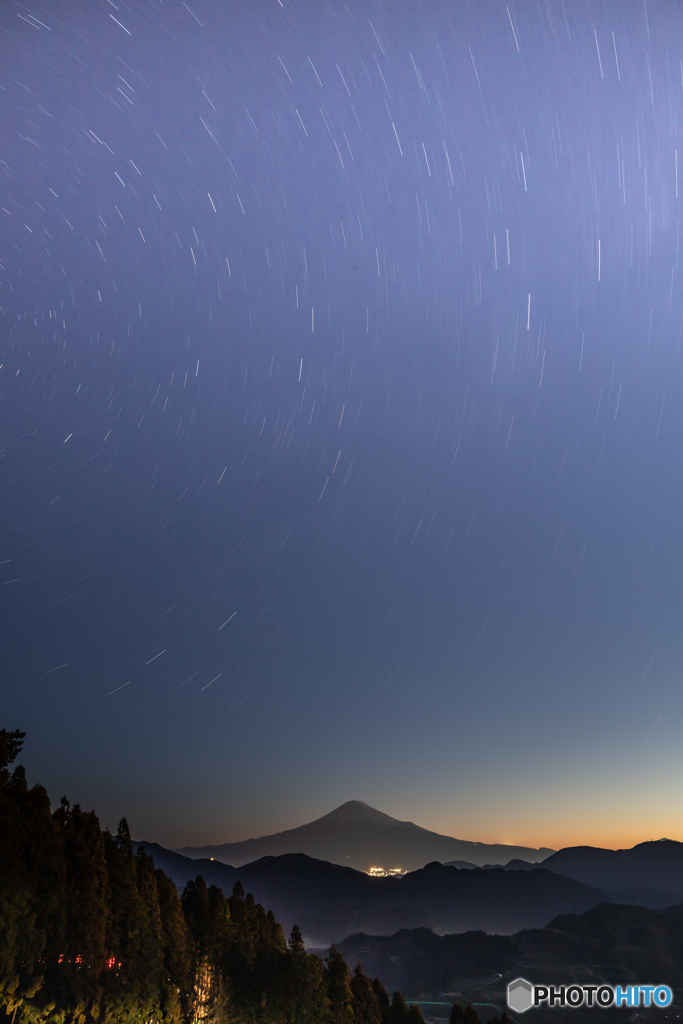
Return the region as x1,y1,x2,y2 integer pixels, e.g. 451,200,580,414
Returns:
351,963,382,1024
0,727,426,1023
0,729,25,788
373,976,392,1023
327,944,355,1022
463,1002,482,1024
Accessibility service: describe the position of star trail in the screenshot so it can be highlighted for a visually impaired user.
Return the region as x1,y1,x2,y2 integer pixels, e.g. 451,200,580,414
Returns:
2,0,683,850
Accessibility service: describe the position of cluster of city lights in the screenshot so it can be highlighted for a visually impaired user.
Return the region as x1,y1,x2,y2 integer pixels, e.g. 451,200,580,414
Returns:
366,866,406,877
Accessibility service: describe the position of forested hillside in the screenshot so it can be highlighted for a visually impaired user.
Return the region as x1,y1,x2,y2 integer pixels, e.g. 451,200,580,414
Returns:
0,730,422,1023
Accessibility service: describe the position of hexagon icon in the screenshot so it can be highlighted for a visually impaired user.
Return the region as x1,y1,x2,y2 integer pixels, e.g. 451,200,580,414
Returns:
508,977,534,1014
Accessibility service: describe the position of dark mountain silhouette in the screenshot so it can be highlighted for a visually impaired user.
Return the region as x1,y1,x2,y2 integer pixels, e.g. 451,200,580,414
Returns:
174,800,554,871
534,839,683,896
498,858,536,870
333,927,515,996
135,840,674,947
134,840,240,891
335,903,683,1006
444,858,534,870
525,900,683,981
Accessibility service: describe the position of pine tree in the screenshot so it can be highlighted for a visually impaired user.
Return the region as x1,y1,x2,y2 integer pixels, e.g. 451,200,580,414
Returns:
351,963,382,1024
327,945,354,1022
0,757,66,1021
289,924,305,956
372,977,392,1024
463,1002,482,1024
102,818,153,1021
221,880,254,1004
182,876,220,963
390,990,410,1023
264,908,287,953
487,1011,514,1024
450,1002,465,1024
0,729,25,789
55,802,110,1018
133,845,166,1011
268,925,331,1024
155,866,192,1023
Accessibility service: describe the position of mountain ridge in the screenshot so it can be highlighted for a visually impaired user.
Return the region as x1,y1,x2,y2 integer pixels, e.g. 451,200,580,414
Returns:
135,840,680,948
529,838,683,894
173,800,555,871
334,902,683,1007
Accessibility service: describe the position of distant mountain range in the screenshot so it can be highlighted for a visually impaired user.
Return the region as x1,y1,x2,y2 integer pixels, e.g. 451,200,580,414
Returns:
140,809,683,949
335,902,683,1015
173,800,555,871
449,838,683,898
535,838,683,893
134,838,682,947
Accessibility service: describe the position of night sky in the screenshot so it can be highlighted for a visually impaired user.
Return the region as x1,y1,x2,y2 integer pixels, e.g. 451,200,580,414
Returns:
2,0,683,853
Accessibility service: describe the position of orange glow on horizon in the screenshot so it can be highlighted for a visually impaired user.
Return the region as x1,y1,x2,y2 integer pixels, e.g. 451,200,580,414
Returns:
417,816,683,855
432,829,683,854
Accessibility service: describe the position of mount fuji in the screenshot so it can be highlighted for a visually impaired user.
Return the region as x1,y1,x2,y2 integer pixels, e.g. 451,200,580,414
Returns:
174,800,554,872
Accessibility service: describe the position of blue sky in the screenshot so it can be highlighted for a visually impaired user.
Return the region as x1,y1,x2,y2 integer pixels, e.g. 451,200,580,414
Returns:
2,0,683,851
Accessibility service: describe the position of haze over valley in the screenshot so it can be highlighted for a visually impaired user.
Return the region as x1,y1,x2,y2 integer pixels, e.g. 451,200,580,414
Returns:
135,799,683,947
